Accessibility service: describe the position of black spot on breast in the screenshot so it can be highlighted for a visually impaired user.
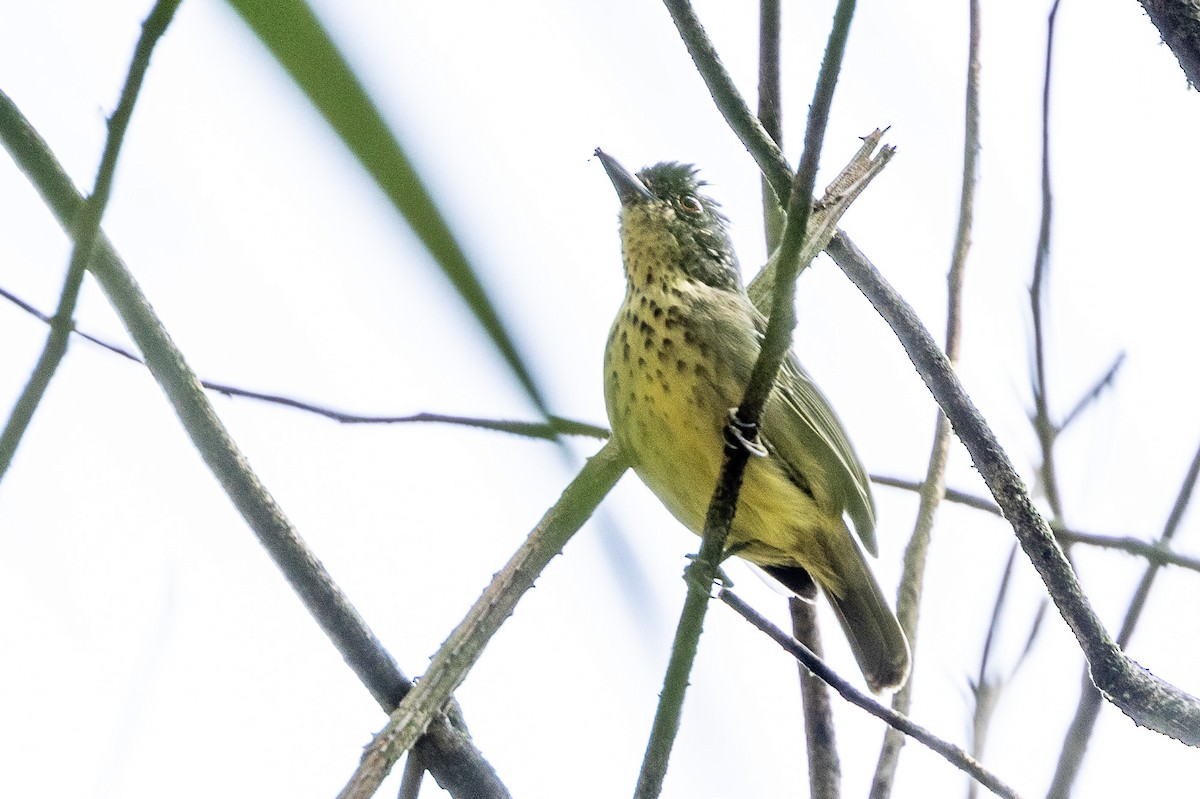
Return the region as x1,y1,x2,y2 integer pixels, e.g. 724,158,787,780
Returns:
637,356,646,367
676,359,687,373
622,342,631,361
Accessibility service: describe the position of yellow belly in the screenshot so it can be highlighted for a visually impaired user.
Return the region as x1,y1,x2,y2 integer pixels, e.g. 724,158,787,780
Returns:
603,294,845,592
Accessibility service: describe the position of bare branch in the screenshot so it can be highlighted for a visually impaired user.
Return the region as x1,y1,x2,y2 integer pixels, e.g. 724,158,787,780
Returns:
1028,0,1064,522
873,474,1200,573
791,587,842,799
827,230,1200,745
721,590,1024,799
0,0,181,481
0,88,511,799
0,285,608,441
1138,0,1200,87
338,442,628,798
1058,353,1125,433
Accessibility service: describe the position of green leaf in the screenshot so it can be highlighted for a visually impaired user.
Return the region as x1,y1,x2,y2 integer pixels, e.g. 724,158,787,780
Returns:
223,0,550,416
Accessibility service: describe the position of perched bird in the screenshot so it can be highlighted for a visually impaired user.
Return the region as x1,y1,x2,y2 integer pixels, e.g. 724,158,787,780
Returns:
596,148,910,692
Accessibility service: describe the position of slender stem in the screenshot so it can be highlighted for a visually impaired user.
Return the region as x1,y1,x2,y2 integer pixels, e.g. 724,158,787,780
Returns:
0,0,181,481
967,547,1020,799
1029,0,1064,523
740,0,857,426
790,589,841,799
873,475,1200,571
871,4,980,795
661,0,793,203
757,0,785,251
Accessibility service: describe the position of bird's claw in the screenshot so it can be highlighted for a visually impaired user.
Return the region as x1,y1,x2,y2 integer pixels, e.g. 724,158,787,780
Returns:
725,409,768,457
683,552,737,594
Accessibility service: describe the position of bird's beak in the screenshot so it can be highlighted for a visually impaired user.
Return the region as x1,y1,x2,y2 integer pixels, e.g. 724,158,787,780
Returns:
595,148,653,204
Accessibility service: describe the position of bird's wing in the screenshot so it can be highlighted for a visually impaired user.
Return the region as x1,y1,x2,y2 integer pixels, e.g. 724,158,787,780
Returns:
697,290,878,554
767,353,879,556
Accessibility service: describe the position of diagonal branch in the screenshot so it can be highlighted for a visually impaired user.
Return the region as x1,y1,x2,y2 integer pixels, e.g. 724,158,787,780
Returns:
1138,0,1200,87
337,441,628,799
0,87,510,799
0,0,181,481
721,589,1023,799
0,285,608,441
827,230,1200,745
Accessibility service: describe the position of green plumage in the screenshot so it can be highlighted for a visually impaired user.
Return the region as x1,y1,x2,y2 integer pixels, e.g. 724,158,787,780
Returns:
597,150,909,692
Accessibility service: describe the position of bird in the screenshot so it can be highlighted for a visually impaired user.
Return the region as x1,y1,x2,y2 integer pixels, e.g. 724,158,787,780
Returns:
596,148,910,692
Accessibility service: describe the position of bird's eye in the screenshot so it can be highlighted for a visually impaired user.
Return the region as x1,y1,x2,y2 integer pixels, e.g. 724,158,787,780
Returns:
678,195,703,214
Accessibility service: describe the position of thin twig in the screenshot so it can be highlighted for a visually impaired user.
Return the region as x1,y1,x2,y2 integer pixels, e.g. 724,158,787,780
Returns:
871,475,1002,515
1057,353,1125,434
634,5,859,797
1055,529,1200,572
0,0,181,481
966,545,1018,799
757,0,785,252
827,230,1200,744
871,3,980,794
720,590,1023,799
0,88,511,799
0,285,608,441
662,0,793,203
1046,437,1200,798
790,588,841,799
398,753,425,799
872,474,1200,572
337,442,628,799
1029,0,1064,523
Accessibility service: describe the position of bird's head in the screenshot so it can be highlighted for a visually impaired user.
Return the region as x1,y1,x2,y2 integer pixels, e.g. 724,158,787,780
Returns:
596,148,741,293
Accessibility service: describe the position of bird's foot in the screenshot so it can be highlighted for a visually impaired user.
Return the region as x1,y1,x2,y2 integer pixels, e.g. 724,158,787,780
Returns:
724,408,768,457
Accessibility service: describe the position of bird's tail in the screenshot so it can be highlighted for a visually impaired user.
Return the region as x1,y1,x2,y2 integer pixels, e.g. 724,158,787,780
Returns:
767,536,910,693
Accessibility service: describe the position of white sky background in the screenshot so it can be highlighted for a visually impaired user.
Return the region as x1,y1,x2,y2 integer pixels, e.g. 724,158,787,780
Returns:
2,1,1199,797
